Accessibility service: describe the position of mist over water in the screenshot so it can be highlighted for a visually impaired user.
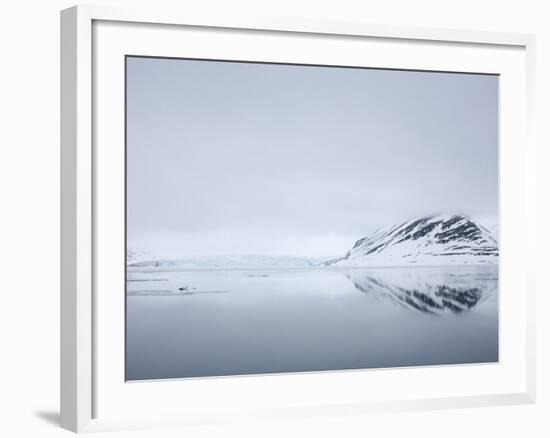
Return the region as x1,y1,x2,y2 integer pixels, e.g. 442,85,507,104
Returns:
126,266,498,380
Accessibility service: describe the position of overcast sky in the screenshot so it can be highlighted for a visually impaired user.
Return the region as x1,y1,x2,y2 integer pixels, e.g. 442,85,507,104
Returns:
126,57,498,258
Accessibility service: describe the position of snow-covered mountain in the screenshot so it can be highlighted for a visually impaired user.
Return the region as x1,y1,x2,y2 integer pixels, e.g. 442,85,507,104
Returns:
126,249,160,266
325,215,498,267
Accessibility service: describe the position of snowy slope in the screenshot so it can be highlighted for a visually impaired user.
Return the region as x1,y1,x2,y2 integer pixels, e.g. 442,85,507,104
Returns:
126,250,168,267
325,215,498,267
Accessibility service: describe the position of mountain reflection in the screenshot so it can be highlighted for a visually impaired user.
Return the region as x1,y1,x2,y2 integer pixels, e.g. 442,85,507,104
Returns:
346,269,497,314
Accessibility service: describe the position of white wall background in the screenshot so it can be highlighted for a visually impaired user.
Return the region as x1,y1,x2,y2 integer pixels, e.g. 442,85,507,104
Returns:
0,0,547,436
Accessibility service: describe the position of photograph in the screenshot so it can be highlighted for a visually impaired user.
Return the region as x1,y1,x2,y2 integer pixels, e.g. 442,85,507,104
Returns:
125,56,499,381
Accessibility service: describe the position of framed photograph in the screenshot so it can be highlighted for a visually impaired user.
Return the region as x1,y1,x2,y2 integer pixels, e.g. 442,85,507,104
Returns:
61,5,536,433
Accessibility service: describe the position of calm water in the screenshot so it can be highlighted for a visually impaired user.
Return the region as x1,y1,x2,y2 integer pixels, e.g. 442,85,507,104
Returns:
126,266,498,380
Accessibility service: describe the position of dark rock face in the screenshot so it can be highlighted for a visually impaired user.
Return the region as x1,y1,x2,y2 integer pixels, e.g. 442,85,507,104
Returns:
326,215,498,266
390,216,493,248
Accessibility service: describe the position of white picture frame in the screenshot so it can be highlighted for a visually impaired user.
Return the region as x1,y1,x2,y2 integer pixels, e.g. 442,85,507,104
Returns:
60,4,537,433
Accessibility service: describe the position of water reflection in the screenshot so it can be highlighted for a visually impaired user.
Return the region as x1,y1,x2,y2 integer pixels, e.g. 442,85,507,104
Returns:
346,269,497,314
126,266,499,379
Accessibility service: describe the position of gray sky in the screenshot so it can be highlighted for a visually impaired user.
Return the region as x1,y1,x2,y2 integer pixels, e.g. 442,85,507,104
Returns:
126,57,498,257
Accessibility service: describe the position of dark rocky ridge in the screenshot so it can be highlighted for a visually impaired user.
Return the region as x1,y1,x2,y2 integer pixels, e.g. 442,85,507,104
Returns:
326,215,498,266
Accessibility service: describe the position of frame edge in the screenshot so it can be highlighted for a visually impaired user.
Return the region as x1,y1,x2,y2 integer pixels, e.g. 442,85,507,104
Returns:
524,34,537,404
61,5,93,433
